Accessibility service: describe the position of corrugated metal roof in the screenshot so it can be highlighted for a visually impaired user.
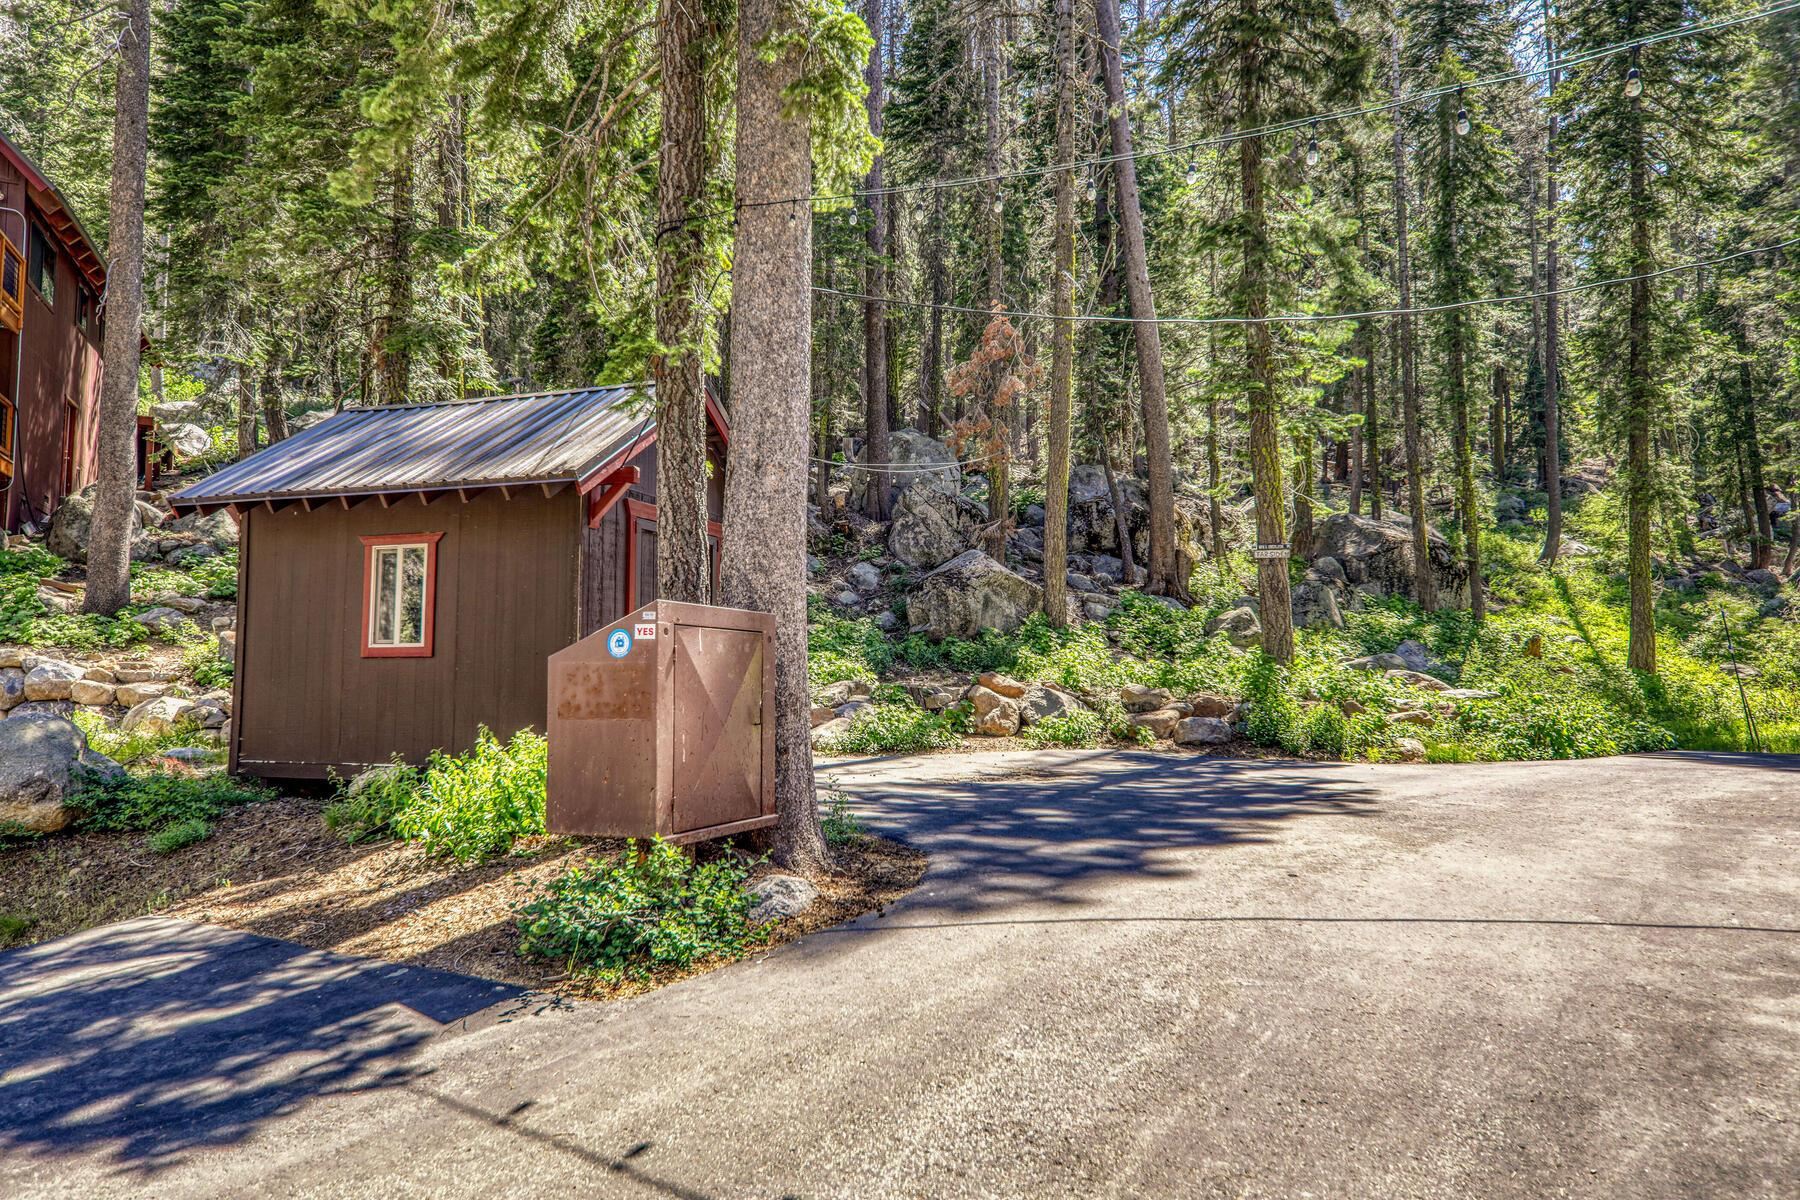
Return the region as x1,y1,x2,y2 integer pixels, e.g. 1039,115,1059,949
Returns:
170,386,658,506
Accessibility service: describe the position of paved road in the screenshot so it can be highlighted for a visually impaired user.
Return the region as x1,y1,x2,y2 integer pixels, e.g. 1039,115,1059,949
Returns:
2,751,1795,1198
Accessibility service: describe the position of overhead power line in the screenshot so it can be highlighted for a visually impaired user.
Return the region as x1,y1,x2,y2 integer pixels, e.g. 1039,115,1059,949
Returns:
725,0,1800,217
810,237,1800,328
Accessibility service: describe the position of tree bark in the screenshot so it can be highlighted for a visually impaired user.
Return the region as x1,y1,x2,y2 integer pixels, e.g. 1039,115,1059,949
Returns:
1738,352,1773,569
1094,0,1181,599
83,0,151,616
859,0,891,519
655,0,713,603
1539,0,1564,566
1206,254,1225,560
1241,125,1295,662
1042,0,1076,627
724,0,826,870
920,189,945,438
376,158,413,405
1390,30,1437,612
1625,83,1655,674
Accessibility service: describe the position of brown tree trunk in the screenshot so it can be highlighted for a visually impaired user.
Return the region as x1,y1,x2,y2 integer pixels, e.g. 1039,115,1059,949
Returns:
655,0,712,603
920,189,945,438
1490,364,1507,479
1291,433,1314,557
1447,308,1483,621
723,0,825,870
1390,30,1436,612
1241,128,1295,662
1042,0,1076,626
261,352,289,444
1349,363,1364,517
1095,0,1181,599
1367,324,1382,519
860,0,892,519
1625,89,1655,674
83,0,151,615
376,159,414,405
1205,256,1226,560
1539,0,1564,566
1739,357,1773,570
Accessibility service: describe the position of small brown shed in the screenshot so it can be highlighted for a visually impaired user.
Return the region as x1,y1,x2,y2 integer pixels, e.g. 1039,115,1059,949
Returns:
167,385,729,780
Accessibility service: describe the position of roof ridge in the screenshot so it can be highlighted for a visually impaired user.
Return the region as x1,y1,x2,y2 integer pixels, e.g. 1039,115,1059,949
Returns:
336,382,654,413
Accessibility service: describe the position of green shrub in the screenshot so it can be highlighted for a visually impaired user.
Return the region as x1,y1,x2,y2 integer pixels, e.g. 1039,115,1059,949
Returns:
323,761,422,843
821,789,864,845
1298,703,1349,759
147,818,212,854
0,913,35,945
818,702,962,755
0,545,62,579
1019,708,1105,748
516,838,767,980
391,727,547,862
1,573,151,649
179,628,233,689
66,768,271,845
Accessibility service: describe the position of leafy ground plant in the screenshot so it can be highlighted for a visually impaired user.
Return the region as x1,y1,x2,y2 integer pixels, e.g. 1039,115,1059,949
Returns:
389,727,547,862
817,701,962,754
66,767,272,851
516,838,766,982
71,709,214,767
323,761,422,844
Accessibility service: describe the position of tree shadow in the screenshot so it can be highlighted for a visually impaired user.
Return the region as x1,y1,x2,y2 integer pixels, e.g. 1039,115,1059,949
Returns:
824,752,1383,918
0,916,522,1177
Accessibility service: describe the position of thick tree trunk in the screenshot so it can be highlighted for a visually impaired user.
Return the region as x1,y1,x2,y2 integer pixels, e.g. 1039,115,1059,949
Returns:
860,0,892,519
1739,356,1773,570
724,0,825,870
1539,0,1564,566
1490,364,1507,479
1042,0,1075,626
1368,324,1383,519
1095,0,1181,599
1625,97,1655,674
1349,364,1364,517
1390,31,1436,612
655,0,712,603
920,189,945,438
83,0,151,616
1291,433,1314,557
1205,256,1225,560
1241,128,1295,662
261,353,289,444
1447,309,1484,621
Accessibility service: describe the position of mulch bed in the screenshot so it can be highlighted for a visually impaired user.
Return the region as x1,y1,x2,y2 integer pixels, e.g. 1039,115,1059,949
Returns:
0,795,925,1001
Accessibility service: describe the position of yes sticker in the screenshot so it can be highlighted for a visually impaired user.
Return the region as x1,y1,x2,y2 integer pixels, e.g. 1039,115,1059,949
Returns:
634,622,657,640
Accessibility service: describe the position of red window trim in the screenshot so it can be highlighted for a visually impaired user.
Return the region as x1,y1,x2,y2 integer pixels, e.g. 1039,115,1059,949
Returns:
359,532,444,658
623,499,721,608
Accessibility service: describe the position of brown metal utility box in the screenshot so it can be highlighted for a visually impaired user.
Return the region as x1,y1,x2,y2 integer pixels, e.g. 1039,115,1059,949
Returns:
546,599,777,843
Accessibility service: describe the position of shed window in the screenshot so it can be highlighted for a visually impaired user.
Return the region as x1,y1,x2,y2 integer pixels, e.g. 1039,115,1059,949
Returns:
360,532,443,657
26,225,54,307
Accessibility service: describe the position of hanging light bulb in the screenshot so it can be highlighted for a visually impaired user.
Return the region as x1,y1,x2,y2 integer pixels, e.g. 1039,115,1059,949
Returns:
1305,122,1320,168
1624,66,1643,98
1454,104,1471,137
992,196,1004,216
1184,158,1198,186
1085,175,1097,203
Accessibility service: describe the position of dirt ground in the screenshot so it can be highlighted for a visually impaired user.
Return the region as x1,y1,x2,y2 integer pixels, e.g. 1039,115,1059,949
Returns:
0,794,925,999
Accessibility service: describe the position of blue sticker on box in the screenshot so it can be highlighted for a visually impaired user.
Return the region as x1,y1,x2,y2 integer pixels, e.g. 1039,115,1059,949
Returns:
607,628,632,658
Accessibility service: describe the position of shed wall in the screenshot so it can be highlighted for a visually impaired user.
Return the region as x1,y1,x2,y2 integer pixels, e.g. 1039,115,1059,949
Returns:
236,488,581,775
0,158,104,532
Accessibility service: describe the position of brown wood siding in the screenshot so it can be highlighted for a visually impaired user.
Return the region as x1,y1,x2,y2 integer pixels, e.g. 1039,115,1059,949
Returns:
0,158,104,533
237,488,581,775
574,435,725,637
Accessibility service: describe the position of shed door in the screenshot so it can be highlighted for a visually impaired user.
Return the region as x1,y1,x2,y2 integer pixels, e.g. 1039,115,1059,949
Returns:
671,623,763,834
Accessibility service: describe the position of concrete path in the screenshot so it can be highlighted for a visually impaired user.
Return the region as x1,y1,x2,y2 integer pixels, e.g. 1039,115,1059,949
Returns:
2,751,1795,1198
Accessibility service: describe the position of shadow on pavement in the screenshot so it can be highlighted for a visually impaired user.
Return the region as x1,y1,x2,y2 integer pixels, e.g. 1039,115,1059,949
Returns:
825,752,1382,916
0,917,521,1176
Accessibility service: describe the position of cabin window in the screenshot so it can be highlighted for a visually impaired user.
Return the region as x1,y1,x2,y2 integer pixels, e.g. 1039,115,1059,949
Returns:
26,225,55,307
360,532,443,658
76,284,93,333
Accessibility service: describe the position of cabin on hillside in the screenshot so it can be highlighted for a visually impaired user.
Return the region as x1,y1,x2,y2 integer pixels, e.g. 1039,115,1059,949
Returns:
0,133,108,533
166,385,730,780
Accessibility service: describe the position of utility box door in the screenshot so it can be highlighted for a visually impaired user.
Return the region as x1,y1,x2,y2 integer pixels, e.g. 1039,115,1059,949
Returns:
547,598,776,844
671,624,765,834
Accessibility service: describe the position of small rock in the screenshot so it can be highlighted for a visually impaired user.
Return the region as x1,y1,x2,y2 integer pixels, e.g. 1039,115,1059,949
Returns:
0,668,24,712
748,874,820,922
0,717,124,833
1205,606,1262,649
846,561,883,593
1128,708,1182,740
1345,653,1410,672
22,659,83,702
976,672,1027,699
875,611,900,632
1120,684,1174,713
969,687,1022,737
1174,716,1232,746
1187,692,1235,719
810,706,839,728
135,606,191,635
833,589,862,608
1393,640,1432,671
1385,669,1449,693
157,747,215,764
1388,709,1436,727
82,666,116,683
1721,663,1760,679
1312,555,1346,584
116,681,171,707
121,694,198,735
1065,572,1099,593
815,679,874,707
112,666,165,684
1083,601,1114,623
835,700,873,720
68,680,116,707
1338,697,1368,716
1019,684,1084,726
809,717,854,747
162,595,206,614
1524,634,1544,658
1392,737,1427,762
1439,688,1499,701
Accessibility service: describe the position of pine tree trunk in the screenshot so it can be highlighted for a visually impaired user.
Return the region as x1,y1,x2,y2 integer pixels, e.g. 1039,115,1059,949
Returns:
1390,30,1436,611
724,0,826,870
1349,362,1364,517
261,354,289,444
920,190,945,438
860,0,892,520
83,0,151,616
1205,256,1225,559
1367,324,1382,519
1625,96,1655,674
1291,433,1314,557
1042,0,1076,627
1490,364,1506,479
1539,0,1564,566
1448,309,1483,621
1739,355,1773,570
1095,0,1181,598
1241,126,1295,662
377,159,413,405
655,0,713,603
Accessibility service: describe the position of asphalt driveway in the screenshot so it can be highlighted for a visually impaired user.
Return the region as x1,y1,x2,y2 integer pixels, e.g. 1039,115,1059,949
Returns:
2,750,1795,1198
